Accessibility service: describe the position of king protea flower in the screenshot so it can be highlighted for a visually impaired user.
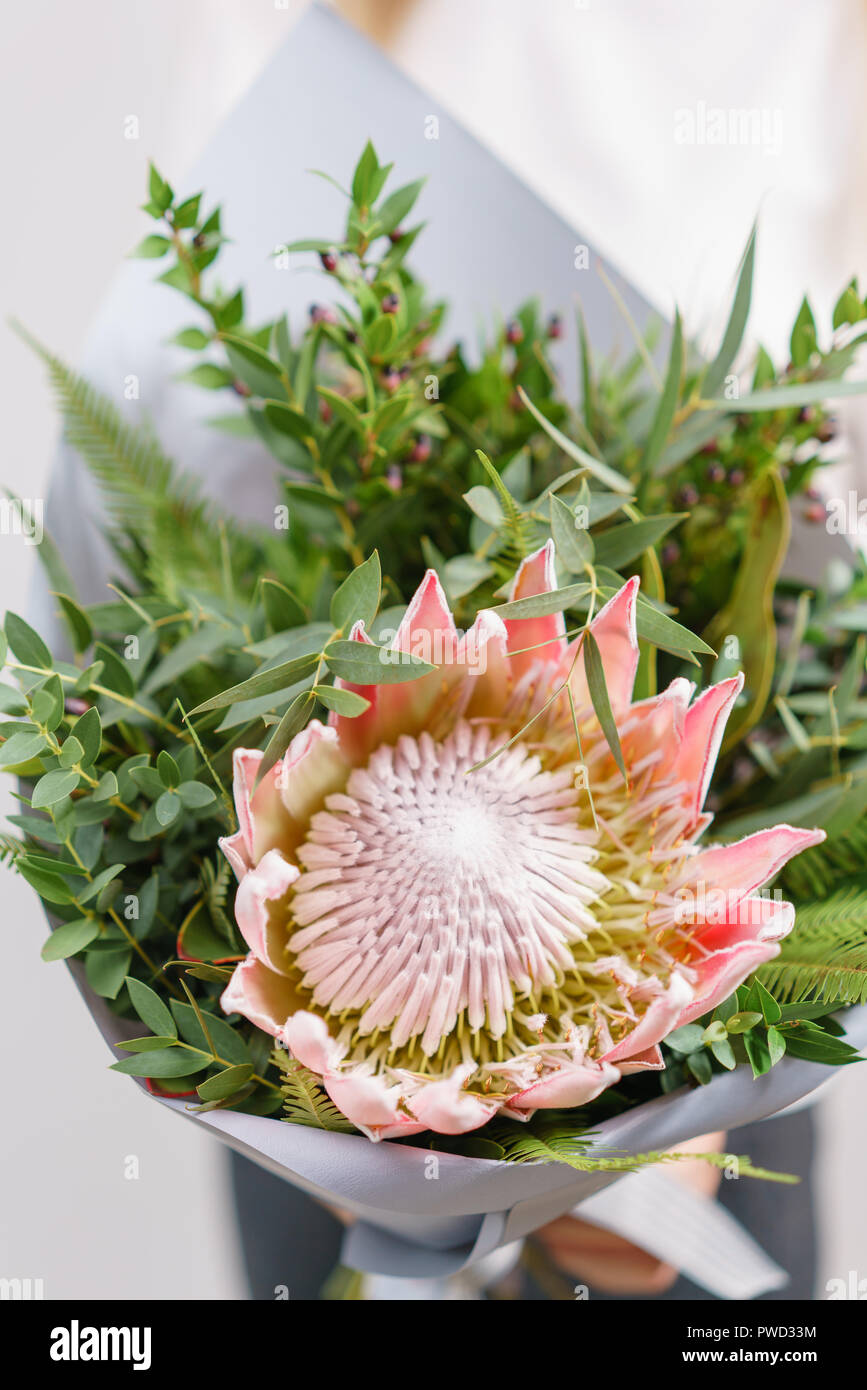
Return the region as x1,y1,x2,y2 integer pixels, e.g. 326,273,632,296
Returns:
219,543,822,1139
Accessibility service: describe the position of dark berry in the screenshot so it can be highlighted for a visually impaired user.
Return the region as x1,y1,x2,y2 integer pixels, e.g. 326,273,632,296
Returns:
706,462,726,484
700,440,719,455
804,501,826,524
409,434,431,463
661,542,681,567
727,468,746,487
382,368,401,393
677,483,700,507
386,465,402,491
506,319,524,345
797,405,815,424
319,248,339,273
547,314,563,340
388,228,404,244
816,418,837,443
382,293,400,314
309,303,336,325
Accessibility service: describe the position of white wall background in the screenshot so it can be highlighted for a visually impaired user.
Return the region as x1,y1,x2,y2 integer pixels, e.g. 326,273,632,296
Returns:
1,0,865,1299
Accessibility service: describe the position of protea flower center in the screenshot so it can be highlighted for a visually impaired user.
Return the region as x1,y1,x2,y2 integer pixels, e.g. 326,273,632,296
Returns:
286,716,686,1080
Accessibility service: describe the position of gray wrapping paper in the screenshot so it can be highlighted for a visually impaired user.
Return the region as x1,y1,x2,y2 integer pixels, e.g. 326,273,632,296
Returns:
27,3,865,1282
65,953,867,1278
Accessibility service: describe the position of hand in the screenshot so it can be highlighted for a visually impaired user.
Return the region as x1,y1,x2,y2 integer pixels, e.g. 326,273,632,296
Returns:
533,1131,727,1294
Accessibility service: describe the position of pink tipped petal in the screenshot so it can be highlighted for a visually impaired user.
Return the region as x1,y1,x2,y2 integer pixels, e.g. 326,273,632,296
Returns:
329,619,383,762
219,827,251,882
280,1011,345,1073
221,956,300,1037
696,893,796,953
588,575,640,711
233,848,297,974
602,971,694,1064
373,1118,429,1141
333,576,463,758
676,939,786,1026
406,1063,499,1135
617,1045,665,1075
679,825,826,907
617,677,694,773
505,540,567,678
674,674,744,821
509,1057,621,1111
225,748,295,870
324,1071,409,1137
393,569,458,661
278,720,349,832
460,609,511,717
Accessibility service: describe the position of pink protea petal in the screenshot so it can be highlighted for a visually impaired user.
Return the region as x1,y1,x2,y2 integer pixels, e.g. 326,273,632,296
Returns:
504,540,567,679
233,848,297,975
587,574,641,711
618,1045,665,1075
329,618,383,762
323,1071,422,1141
459,609,511,718
509,1057,621,1111
559,575,641,717
675,944,780,1026
673,673,744,821
221,957,301,1037
405,1062,499,1134
280,1011,345,1073
697,893,796,952
329,576,462,760
278,719,349,833
221,748,292,879
602,971,694,1064
675,825,825,908
393,568,458,660
619,677,694,771
219,827,251,881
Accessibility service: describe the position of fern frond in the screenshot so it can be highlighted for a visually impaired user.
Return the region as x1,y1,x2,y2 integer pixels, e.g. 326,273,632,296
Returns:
759,873,867,1004
273,1049,357,1132
14,323,226,596
780,818,867,899
475,449,536,568
488,1119,795,1181
0,833,23,867
200,857,237,946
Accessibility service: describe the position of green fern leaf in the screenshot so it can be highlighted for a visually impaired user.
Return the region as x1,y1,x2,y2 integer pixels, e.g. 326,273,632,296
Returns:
475,449,536,570
759,873,867,1004
488,1118,794,1182
13,323,226,597
779,819,867,899
273,1049,357,1133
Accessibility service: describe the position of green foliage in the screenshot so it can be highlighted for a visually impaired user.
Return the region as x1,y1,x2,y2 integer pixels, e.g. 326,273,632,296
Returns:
273,1049,357,1132
759,875,867,1005
483,1112,795,1183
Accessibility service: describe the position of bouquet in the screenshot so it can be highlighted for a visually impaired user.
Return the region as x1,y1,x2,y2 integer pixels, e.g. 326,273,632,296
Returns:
5,136,867,1291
